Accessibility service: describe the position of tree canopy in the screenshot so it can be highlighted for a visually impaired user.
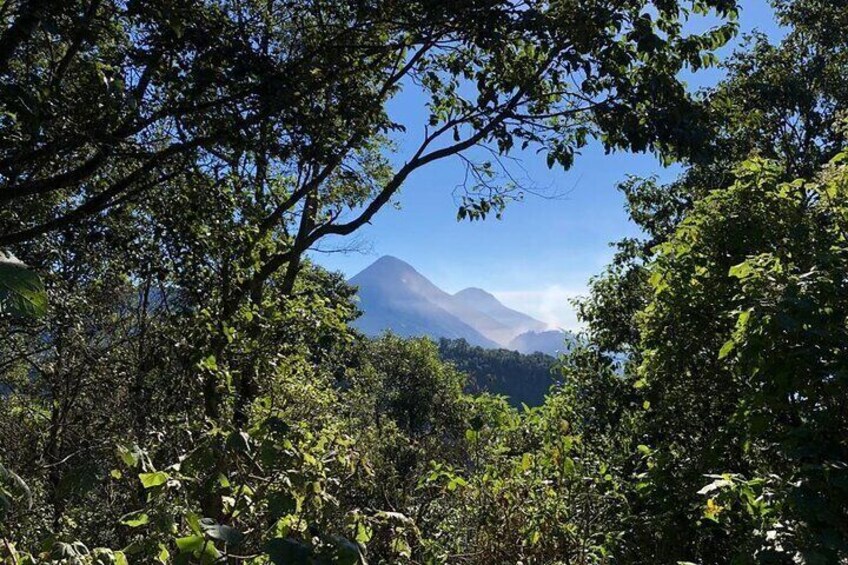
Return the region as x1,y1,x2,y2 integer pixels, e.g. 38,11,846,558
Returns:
2,0,738,286
4,0,848,564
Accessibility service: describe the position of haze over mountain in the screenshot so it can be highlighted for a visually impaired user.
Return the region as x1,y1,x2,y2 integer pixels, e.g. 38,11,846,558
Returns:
453,287,547,343
349,256,571,355
508,330,573,356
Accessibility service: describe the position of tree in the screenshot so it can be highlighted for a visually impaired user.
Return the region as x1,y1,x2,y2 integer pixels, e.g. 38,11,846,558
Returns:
580,0,848,358
1,0,739,300
629,153,848,562
566,2,848,561
0,0,744,426
437,337,559,407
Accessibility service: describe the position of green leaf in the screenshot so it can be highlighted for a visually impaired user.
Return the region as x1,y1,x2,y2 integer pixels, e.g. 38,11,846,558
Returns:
120,511,150,528
391,536,412,558
186,512,203,535
737,309,751,329
199,355,218,371
718,339,735,360
156,544,170,564
138,471,168,489
728,261,753,280
355,522,372,544
176,535,219,562
117,444,140,468
176,536,204,553
200,519,244,546
563,457,576,475
0,252,47,318
830,151,848,165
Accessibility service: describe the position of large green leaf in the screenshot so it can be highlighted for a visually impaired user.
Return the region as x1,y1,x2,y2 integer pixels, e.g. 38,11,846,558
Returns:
200,519,244,547
138,471,169,489
0,252,47,318
175,535,219,564
119,511,150,528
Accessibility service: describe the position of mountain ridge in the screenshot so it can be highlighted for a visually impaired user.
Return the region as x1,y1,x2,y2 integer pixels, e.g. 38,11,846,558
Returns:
349,256,499,348
453,286,548,340
349,256,570,355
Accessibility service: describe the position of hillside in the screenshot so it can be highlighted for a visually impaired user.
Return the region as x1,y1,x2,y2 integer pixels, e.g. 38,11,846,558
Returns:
437,338,559,407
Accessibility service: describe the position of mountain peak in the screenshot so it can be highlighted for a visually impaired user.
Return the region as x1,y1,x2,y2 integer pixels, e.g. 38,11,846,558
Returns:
373,254,409,266
455,287,496,300
349,256,559,351
453,287,505,313
348,256,500,349
351,255,424,284
362,255,415,273
452,286,548,339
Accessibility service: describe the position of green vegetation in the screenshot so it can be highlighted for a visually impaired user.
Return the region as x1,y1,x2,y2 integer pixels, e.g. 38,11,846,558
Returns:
0,253,46,318
437,338,560,407
2,0,848,563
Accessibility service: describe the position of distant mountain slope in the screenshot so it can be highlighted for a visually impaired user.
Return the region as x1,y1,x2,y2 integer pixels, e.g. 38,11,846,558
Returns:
453,287,547,339
349,256,499,348
426,291,514,346
349,256,574,354
509,330,574,357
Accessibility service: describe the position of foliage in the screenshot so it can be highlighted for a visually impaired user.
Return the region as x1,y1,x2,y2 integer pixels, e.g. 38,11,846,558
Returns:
579,0,848,359
1,0,741,326
5,1,848,564
633,154,848,561
0,252,46,318
421,391,631,564
437,337,559,407
568,3,848,561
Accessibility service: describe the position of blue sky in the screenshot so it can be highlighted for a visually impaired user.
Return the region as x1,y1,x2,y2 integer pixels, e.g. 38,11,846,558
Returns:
314,0,783,330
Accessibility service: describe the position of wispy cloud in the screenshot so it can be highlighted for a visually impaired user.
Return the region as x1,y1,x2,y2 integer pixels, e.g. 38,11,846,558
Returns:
492,285,587,332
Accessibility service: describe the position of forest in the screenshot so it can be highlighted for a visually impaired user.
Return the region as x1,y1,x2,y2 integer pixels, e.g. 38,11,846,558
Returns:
437,338,559,407
0,0,846,563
